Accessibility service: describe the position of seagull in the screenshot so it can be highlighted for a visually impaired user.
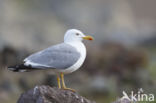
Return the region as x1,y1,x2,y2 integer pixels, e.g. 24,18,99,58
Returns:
8,29,93,92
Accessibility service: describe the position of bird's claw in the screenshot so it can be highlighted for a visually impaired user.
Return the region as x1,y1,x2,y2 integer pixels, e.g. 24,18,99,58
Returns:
62,87,76,92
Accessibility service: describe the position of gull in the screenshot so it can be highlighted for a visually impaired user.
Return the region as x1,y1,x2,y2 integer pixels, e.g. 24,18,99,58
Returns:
8,29,93,92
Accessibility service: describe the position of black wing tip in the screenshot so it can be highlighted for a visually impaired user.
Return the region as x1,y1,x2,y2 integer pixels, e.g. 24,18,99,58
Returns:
8,67,17,71
8,64,28,72
7,64,41,72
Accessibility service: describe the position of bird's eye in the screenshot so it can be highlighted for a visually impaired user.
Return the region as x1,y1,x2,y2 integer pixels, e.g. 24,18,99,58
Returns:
76,33,80,36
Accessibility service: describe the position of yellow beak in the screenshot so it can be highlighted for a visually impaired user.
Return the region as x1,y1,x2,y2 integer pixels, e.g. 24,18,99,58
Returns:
82,36,94,41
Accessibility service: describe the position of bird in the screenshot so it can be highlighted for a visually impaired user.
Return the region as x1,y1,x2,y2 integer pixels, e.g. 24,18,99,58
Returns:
8,29,93,92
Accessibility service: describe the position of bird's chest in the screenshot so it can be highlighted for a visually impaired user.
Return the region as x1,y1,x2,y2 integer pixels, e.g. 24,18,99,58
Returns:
62,42,86,74
75,43,86,65
70,42,86,63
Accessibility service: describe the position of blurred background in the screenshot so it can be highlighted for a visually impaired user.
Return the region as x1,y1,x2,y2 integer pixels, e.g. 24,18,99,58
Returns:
0,0,156,103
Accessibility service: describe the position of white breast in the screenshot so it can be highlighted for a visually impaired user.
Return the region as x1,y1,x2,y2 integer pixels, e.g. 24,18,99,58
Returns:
58,42,86,74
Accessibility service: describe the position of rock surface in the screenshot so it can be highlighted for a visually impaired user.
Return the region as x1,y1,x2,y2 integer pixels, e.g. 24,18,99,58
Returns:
17,85,96,103
17,85,131,103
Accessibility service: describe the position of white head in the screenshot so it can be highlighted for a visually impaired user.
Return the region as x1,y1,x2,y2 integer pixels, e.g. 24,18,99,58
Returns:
64,29,93,43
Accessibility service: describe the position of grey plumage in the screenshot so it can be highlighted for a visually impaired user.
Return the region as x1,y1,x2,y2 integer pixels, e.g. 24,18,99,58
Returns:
24,43,80,69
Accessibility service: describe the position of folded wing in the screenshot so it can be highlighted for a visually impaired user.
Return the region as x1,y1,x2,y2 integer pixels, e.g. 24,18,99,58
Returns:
24,43,80,69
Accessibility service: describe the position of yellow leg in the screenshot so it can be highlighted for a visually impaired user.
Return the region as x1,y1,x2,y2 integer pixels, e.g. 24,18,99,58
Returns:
60,72,76,92
57,75,61,89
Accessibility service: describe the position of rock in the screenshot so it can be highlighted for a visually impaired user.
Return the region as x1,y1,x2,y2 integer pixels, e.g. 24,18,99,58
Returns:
17,85,96,103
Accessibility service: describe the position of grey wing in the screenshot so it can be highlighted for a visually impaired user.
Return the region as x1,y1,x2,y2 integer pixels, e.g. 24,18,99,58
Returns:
24,43,80,69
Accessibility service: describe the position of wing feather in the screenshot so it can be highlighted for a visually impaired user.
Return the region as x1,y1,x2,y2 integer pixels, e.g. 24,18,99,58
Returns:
24,43,80,69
